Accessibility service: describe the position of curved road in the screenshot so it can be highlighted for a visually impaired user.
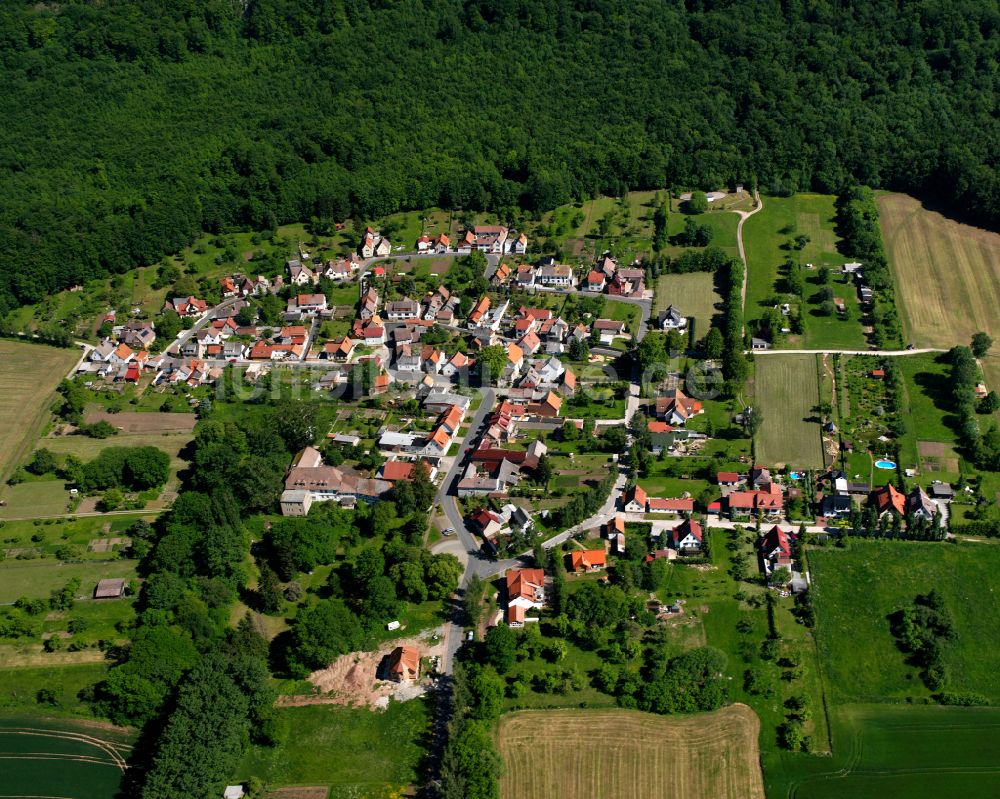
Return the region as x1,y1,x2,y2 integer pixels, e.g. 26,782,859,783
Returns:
736,190,763,321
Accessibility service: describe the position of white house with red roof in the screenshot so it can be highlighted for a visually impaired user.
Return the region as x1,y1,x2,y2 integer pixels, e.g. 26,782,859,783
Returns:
669,518,703,552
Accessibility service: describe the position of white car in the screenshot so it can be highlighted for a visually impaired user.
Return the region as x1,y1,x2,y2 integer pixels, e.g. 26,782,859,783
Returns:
442,527,455,536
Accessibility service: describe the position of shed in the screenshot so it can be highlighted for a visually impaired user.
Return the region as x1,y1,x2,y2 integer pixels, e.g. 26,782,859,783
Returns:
94,578,126,599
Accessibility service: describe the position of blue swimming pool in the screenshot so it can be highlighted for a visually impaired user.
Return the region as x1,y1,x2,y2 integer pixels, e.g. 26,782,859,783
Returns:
875,460,896,469
789,471,803,480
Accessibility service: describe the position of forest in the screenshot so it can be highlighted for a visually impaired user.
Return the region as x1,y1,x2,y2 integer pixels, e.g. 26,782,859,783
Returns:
1,0,999,312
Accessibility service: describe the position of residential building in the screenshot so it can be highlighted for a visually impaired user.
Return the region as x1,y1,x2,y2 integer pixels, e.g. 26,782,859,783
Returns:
658,305,687,330
567,549,607,573
870,483,906,517
669,518,703,552
536,263,573,286
386,299,420,321
758,525,793,574
505,568,545,627
387,646,420,682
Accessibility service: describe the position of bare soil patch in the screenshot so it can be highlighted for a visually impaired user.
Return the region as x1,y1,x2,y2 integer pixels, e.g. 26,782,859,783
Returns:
277,630,445,710
84,410,196,434
918,441,949,457
266,788,330,799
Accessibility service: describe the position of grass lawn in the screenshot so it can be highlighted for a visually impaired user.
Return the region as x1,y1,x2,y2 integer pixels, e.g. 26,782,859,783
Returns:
810,539,1000,703
0,479,72,519
894,352,962,476
654,272,721,334
754,354,825,468
0,341,81,483
601,300,642,338
742,194,865,349
237,700,429,792
0,558,137,604
0,664,110,715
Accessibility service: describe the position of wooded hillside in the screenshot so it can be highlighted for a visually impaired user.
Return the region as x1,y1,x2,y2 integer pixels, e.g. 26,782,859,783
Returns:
1,0,998,311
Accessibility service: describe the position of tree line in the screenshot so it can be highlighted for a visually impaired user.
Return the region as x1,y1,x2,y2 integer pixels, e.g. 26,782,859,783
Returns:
3,0,1000,313
835,186,903,348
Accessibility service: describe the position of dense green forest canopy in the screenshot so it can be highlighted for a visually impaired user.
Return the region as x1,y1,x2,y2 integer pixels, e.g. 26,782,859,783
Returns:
1,0,998,312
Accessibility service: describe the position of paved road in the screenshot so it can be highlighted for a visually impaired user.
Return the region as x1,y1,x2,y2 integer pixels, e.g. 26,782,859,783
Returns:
434,387,497,674
170,296,245,354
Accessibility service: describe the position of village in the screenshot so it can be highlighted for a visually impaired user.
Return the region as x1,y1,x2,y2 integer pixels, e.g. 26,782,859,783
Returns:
70,221,956,627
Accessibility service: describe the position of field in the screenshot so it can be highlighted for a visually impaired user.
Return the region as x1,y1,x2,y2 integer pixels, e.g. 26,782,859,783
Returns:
497,705,765,799
0,558,137,604
742,195,865,349
653,272,721,335
768,703,1000,799
0,341,81,482
810,540,1000,703
754,354,824,468
237,701,429,795
0,715,130,799
878,192,1000,390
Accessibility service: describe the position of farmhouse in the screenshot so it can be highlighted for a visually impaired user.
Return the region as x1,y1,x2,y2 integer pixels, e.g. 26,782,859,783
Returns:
648,497,695,516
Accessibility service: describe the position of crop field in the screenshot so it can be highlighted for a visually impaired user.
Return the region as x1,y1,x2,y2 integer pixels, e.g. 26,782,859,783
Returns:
754,354,824,468
768,703,1000,799
654,272,721,332
810,540,1000,703
0,341,80,482
0,715,130,799
878,192,1000,390
498,705,765,799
